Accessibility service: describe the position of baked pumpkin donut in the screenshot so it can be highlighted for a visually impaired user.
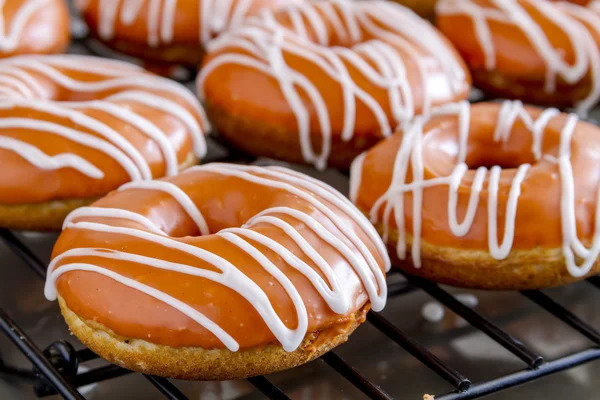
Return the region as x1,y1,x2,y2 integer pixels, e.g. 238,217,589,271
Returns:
198,0,471,170
350,100,600,290
76,0,300,66
0,0,70,57
436,0,600,113
0,55,208,231
45,164,389,379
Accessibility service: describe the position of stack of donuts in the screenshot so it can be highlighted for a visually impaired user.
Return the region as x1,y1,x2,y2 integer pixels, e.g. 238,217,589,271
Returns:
3,0,600,382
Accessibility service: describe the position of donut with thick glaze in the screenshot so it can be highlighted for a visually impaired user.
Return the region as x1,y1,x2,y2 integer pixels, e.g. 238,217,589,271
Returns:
0,55,208,231
436,0,600,113
350,101,600,290
45,164,389,379
198,0,471,170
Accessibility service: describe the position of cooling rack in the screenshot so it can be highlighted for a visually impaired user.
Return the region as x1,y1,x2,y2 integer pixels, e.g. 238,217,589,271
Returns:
2,213,600,400
2,11,600,400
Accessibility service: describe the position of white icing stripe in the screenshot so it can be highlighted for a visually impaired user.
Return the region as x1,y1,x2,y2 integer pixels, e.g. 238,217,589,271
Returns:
353,100,600,278
349,152,366,204
218,231,308,348
46,259,240,351
64,100,179,177
118,180,210,235
0,0,51,52
0,136,104,179
62,207,165,234
266,165,389,269
437,0,600,114
199,0,465,169
50,221,313,352
106,91,207,158
0,117,141,180
0,75,33,98
0,55,206,187
224,225,350,314
187,164,388,310
0,100,152,180
2,57,205,118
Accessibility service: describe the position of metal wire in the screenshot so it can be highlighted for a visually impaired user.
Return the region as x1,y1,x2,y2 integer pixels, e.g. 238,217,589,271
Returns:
2,213,600,399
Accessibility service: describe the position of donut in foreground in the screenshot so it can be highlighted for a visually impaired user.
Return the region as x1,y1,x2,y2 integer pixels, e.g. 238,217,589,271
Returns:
0,0,70,57
76,0,300,66
436,0,600,114
0,55,208,231
350,101,600,290
45,164,389,380
199,0,470,170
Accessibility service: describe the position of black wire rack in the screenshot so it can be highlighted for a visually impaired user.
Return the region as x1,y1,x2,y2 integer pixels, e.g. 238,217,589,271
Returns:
1,195,600,400
2,9,600,400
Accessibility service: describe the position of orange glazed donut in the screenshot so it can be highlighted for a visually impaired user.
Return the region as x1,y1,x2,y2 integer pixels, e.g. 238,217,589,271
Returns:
198,0,471,170
350,101,600,290
44,164,389,379
0,0,70,57
0,55,208,231
436,0,600,113
76,0,300,66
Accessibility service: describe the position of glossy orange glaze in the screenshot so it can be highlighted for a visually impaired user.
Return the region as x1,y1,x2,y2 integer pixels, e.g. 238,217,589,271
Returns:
0,0,70,57
436,0,599,80
200,1,471,140
353,102,600,250
78,0,298,47
0,56,205,205
50,166,387,349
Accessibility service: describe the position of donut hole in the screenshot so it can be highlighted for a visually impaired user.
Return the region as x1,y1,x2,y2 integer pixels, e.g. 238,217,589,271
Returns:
463,147,537,170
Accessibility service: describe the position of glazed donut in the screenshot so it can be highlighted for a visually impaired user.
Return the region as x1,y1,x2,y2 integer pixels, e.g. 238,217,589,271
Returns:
198,0,471,170
76,0,300,66
0,0,70,57
0,55,208,231
436,0,600,113
350,100,600,290
45,164,389,379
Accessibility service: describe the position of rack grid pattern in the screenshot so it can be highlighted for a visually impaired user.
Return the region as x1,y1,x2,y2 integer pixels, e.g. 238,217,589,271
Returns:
2,218,600,400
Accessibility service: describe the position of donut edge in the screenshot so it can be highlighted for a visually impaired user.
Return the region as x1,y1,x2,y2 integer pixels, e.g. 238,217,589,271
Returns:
58,296,368,380
0,152,199,231
204,99,382,171
470,69,593,109
367,218,600,290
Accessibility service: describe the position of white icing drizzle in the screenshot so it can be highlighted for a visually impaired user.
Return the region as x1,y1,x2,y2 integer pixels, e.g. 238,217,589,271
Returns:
198,0,467,170
82,0,274,48
118,180,210,236
63,206,166,234
351,100,600,278
436,0,600,114
0,136,104,179
0,0,51,52
47,165,389,351
0,55,206,183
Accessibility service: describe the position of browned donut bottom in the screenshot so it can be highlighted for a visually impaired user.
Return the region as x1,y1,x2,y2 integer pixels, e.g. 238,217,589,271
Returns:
205,100,382,171
472,69,593,110
0,154,199,231
371,221,600,290
59,297,369,380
